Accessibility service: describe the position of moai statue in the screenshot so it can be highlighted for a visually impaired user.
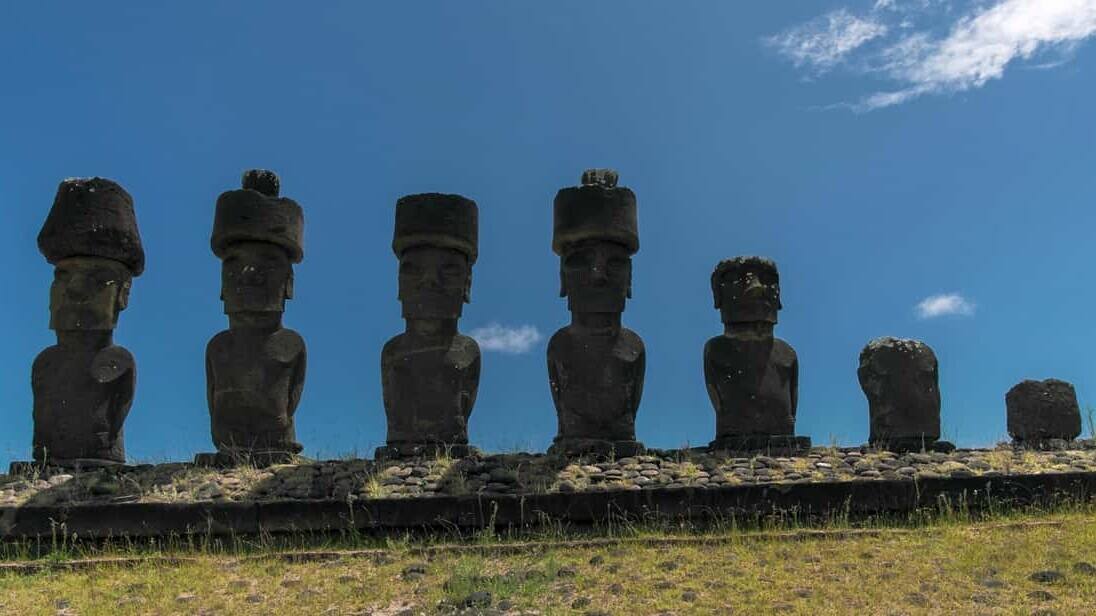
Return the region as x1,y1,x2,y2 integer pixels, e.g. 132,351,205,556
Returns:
199,170,306,466
30,178,144,467
547,169,646,458
705,257,810,454
377,193,480,459
1006,379,1082,448
858,337,953,452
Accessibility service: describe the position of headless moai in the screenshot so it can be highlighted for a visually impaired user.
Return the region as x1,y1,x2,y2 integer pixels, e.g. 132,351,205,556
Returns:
705,257,809,454
1006,379,1082,448
378,193,480,459
200,170,306,466
858,337,953,452
30,178,144,468
547,169,646,458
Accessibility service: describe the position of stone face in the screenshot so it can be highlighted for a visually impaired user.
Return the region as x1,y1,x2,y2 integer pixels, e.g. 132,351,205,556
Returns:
205,170,306,462
705,258,807,453
547,170,645,457
380,193,480,458
1006,379,1082,443
32,178,143,465
858,337,942,451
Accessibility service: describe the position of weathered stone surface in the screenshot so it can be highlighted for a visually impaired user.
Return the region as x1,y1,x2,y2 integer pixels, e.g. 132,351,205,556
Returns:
4,458,1096,540
211,169,303,262
705,257,808,453
548,170,645,457
380,194,480,458
203,170,306,462
1007,379,1082,444
31,178,143,465
3,445,1095,512
858,337,943,452
38,178,145,275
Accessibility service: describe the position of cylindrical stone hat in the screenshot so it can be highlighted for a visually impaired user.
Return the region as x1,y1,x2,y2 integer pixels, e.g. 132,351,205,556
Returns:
38,177,145,276
552,169,638,256
212,169,304,263
392,193,478,264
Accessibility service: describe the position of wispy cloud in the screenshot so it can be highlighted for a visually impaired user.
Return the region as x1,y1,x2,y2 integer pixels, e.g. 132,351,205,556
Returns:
915,293,976,319
766,9,889,72
469,323,543,354
769,0,1096,110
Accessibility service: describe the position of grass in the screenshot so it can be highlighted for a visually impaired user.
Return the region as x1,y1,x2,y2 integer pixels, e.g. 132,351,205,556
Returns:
1,502,1096,614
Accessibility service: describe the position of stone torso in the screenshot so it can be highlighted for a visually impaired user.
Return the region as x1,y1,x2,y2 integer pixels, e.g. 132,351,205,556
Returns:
381,333,480,445
704,335,797,437
32,345,134,463
547,326,645,441
206,328,305,453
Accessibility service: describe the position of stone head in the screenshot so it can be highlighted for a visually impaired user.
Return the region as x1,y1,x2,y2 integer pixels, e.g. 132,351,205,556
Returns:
560,240,632,313
49,256,133,331
553,169,638,314
397,245,471,319
39,177,143,332
212,170,304,318
857,337,940,410
712,257,781,325
220,241,294,315
392,193,478,321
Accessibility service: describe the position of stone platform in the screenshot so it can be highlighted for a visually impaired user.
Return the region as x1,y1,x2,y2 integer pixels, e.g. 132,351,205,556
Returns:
2,443,1095,539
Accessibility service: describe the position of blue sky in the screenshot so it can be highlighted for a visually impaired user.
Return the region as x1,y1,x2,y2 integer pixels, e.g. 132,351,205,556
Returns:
2,1,1095,467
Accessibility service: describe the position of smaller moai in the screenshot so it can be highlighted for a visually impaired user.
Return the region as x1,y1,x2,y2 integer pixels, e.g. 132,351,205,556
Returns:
378,193,480,459
858,337,953,452
705,257,809,454
1006,379,1082,448
28,178,144,468
547,169,646,458
199,170,306,466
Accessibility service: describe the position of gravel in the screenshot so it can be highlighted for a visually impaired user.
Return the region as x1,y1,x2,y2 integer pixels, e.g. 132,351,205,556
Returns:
2,443,1093,507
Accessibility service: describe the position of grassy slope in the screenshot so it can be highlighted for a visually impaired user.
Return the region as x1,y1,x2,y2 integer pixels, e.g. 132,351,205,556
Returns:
2,509,1095,615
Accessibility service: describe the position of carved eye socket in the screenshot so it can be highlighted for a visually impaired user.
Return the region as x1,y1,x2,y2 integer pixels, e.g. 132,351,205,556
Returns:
564,252,591,269
400,262,421,276
441,264,464,278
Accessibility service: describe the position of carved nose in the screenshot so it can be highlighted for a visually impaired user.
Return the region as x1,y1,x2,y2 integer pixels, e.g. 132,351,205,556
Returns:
65,278,92,302
239,265,265,285
744,279,766,298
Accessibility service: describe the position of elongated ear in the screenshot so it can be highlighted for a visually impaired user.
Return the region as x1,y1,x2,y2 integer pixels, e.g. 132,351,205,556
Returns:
559,268,567,298
285,269,295,300
464,270,472,304
626,263,633,299
116,279,131,312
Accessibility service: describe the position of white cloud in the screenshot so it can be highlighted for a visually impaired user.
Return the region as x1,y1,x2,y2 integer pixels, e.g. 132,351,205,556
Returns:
915,293,976,319
865,0,1096,109
769,0,1096,110
469,323,543,354
766,9,889,72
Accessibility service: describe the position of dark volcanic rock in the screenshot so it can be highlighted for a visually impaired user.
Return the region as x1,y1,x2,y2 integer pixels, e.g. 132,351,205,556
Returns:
1006,379,1082,444
1029,570,1065,584
31,178,144,465
379,193,480,459
547,170,645,457
204,170,306,462
858,337,942,452
705,257,808,453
